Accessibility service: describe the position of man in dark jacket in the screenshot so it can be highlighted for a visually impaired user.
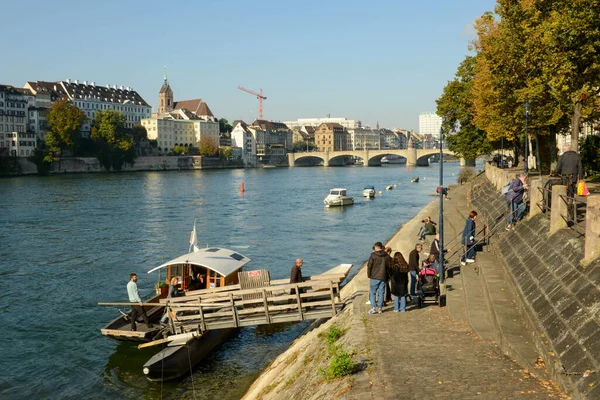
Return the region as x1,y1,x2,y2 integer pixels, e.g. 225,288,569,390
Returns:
556,147,583,197
505,172,528,230
290,258,304,295
408,243,422,296
461,211,477,266
367,242,391,314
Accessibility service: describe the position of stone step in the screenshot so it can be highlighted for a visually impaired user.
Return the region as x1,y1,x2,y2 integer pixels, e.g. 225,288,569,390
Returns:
460,263,496,341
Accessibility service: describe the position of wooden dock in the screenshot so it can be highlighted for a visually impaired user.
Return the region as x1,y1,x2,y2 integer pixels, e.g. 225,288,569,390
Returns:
100,265,351,348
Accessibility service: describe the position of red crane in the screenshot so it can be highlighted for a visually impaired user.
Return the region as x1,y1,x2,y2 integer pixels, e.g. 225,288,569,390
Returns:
237,86,267,120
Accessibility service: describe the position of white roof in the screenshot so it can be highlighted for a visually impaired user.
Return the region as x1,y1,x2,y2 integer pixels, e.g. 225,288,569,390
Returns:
147,247,251,277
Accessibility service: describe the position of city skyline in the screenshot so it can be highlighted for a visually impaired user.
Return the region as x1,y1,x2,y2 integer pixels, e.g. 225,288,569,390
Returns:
0,0,497,131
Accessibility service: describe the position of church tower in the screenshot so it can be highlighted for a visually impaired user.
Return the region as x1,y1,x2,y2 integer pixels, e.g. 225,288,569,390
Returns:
158,67,173,115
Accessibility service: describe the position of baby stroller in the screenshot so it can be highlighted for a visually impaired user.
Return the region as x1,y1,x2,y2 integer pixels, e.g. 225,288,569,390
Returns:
416,267,446,308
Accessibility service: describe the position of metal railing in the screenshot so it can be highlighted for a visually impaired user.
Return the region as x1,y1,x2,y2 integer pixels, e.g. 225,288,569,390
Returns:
558,194,587,235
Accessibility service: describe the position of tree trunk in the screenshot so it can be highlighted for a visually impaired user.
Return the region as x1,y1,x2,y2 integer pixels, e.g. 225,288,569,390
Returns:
571,102,582,152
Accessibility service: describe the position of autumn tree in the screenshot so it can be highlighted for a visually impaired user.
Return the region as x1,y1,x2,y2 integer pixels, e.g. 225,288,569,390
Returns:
437,56,492,162
90,110,135,171
198,135,218,156
219,146,233,159
45,99,87,162
173,145,189,155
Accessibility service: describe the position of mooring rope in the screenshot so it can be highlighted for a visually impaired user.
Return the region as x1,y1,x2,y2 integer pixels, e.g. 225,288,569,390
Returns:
187,343,197,399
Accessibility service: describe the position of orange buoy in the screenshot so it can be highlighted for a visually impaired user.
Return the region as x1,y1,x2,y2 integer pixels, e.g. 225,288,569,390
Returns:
240,182,245,193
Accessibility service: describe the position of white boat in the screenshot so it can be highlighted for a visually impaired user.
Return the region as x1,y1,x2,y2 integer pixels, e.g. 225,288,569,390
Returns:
385,185,394,190
362,186,376,198
324,188,354,207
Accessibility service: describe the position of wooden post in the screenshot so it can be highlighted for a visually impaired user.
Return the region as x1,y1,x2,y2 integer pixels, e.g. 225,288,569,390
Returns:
229,293,239,328
335,282,341,302
329,281,337,315
198,298,206,332
295,285,304,320
262,289,271,324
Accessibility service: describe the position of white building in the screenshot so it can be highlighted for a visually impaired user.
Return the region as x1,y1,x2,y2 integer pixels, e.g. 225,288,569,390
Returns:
25,80,152,138
0,85,37,157
347,127,381,150
284,116,361,130
230,121,257,166
141,116,219,155
419,112,443,139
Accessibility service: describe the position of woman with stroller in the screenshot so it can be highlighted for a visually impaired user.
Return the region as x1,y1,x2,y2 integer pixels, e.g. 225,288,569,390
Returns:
388,251,410,312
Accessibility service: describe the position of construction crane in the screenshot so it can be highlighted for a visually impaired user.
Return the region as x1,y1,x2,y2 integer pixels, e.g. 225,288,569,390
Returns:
237,86,267,120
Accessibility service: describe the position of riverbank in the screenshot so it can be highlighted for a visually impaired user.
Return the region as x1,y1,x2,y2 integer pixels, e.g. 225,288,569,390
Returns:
242,179,567,399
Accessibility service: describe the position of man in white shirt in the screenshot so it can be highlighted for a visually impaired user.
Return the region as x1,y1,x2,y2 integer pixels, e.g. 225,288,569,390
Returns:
127,273,153,331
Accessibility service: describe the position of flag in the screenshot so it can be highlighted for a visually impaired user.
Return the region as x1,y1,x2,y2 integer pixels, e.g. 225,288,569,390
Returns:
189,219,200,252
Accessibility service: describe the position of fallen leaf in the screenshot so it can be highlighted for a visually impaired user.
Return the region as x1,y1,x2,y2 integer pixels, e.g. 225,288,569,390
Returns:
583,370,590,378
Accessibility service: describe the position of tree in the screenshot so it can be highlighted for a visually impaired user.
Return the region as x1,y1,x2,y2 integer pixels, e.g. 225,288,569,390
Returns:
218,118,233,133
436,56,492,161
198,136,219,156
90,110,135,171
131,124,148,140
173,145,189,155
45,99,86,162
219,146,233,159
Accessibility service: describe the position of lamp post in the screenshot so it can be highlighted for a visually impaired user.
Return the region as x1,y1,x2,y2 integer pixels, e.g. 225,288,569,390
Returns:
524,98,530,173
439,124,445,284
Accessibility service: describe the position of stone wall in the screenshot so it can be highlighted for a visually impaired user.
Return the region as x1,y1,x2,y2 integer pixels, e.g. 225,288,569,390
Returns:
471,168,600,399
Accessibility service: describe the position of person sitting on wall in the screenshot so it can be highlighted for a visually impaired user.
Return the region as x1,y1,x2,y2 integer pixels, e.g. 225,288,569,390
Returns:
417,217,437,241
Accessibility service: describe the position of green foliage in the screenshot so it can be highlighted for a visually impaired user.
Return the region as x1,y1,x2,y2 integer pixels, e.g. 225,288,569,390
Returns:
320,348,355,382
90,110,135,171
319,325,348,346
437,56,492,161
45,99,87,162
173,145,189,156
198,135,218,156
219,118,233,133
580,135,600,175
131,124,148,140
293,141,317,152
219,146,233,159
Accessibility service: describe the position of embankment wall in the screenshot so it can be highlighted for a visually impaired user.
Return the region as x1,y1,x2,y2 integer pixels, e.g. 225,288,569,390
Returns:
471,171,600,399
10,156,246,176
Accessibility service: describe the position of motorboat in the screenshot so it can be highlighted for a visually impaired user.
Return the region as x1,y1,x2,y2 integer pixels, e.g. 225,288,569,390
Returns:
324,188,354,207
411,177,420,183
362,186,376,198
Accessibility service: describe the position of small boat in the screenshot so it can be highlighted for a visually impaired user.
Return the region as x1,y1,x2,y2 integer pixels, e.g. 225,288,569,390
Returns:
324,188,354,207
385,185,394,190
362,186,376,198
411,177,420,183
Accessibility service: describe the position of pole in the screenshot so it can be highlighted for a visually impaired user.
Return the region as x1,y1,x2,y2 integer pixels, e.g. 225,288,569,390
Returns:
439,125,445,283
501,137,504,168
524,98,530,174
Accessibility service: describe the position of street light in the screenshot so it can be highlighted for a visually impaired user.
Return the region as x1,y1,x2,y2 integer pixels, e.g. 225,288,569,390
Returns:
439,123,445,284
524,98,531,173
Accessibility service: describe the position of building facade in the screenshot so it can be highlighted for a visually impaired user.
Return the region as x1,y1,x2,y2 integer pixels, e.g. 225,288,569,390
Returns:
230,121,257,166
0,85,37,157
347,127,380,150
419,112,443,139
25,80,152,138
284,116,361,130
314,123,349,152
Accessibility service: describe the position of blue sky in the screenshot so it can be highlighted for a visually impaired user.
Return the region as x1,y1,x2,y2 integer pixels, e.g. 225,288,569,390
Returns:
0,0,496,131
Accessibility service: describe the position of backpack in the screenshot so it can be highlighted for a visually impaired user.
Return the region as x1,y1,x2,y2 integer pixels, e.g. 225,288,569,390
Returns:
501,183,512,195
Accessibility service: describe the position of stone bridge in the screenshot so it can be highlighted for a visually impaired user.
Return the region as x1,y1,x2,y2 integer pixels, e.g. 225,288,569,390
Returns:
288,148,457,167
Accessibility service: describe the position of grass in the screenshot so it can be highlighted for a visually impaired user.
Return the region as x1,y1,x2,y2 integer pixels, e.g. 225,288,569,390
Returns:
320,348,356,382
319,324,348,346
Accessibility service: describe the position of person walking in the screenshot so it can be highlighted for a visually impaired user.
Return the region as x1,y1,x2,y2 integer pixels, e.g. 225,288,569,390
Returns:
389,252,410,312
556,147,583,198
367,242,391,314
505,172,528,230
461,211,478,266
408,243,422,297
127,273,153,331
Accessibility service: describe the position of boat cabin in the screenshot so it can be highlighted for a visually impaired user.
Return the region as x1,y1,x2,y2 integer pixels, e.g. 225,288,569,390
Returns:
148,247,252,294
329,188,347,196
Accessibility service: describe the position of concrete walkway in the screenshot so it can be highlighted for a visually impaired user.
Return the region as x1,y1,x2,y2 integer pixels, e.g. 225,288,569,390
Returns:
354,182,566,399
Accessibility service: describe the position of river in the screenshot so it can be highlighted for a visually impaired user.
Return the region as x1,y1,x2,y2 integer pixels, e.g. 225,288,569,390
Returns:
0,163,467,399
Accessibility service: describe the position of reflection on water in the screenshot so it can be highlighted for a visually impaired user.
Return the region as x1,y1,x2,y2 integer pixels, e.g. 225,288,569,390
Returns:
0,163,467,399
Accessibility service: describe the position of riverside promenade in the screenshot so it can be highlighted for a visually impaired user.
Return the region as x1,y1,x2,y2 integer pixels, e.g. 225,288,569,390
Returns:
243,177,567,399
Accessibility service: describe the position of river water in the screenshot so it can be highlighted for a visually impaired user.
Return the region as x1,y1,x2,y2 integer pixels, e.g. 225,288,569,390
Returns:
0,163,466,399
